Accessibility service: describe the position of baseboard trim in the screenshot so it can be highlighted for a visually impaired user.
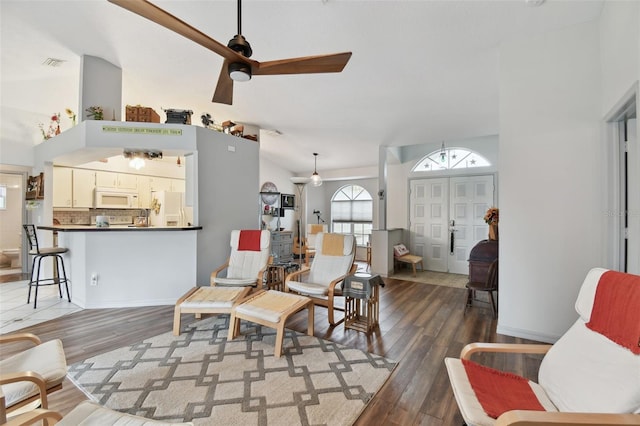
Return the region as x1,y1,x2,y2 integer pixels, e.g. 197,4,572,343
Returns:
74,299,177,309
496,323,560,344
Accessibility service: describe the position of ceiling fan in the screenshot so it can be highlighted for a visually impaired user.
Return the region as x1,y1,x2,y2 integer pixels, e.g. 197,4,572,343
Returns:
108,0,352,105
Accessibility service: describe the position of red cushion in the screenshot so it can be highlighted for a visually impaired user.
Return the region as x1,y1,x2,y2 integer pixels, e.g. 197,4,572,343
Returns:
586,270,640,354
238,230,262,251
462,359,545,419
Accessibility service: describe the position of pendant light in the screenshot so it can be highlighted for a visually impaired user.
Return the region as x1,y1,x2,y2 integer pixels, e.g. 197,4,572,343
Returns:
311,153,323,187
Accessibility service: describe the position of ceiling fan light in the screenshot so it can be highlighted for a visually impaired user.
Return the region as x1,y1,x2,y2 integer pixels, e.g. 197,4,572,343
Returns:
229,62,252,82
129,157,145,170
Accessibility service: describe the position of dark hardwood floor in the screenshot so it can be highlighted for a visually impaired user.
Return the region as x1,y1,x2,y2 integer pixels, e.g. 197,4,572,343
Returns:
1,278,544,425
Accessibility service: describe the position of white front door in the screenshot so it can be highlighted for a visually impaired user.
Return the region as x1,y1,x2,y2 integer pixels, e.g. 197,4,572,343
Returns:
410,178,449,272
410,175,495,274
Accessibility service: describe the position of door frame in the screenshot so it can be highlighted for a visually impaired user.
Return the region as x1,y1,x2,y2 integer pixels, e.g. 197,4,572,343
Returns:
603,82,638,272
0,169,29,274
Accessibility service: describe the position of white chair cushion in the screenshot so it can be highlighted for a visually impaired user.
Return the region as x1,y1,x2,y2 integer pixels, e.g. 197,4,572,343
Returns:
574,267,607,321
234,291,309,323
538,320,640,413
224,230,270,282
213,277,258,286
444,358,557,426
286,280,343,297
59,401,193,425
179,287,247,309
0,339,67,407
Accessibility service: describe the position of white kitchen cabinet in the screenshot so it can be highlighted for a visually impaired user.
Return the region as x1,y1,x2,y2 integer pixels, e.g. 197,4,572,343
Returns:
149,176,172,192
96,171,137,190
72,169,96,208
53,167,73,207
95,171,117,188
138,175,151,208
117,173,138,190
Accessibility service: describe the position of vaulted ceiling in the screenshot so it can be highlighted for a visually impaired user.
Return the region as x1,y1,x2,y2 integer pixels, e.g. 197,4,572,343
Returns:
0,0,603,175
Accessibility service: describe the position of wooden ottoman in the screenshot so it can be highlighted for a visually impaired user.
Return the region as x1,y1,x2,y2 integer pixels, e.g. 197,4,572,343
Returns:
395,254,424,277
173,286,251,336
228,290,314,357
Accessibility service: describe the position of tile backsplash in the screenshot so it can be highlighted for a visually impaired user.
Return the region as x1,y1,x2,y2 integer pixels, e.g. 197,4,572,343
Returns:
54,209,146,225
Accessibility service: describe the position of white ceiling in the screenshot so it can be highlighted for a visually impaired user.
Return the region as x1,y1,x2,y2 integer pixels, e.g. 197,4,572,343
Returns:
0,0,604,175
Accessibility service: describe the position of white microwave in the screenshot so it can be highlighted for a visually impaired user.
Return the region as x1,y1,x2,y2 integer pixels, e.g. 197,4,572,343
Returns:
94,188,138,209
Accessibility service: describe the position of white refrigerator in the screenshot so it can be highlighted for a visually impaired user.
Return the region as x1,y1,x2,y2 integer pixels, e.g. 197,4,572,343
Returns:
149,191,185,227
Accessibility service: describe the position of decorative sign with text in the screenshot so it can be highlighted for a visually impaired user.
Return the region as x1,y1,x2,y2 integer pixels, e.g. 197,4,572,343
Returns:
101,125,182,136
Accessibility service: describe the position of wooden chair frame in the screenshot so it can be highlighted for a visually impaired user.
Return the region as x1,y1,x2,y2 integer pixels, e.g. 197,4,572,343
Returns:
210,257,270,288
458,342,639,426
285,263,357,326
0,333,63,423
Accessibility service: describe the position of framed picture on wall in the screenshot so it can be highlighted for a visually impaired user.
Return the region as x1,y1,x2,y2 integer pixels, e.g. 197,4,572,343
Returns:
26,172,44,200
281,194,295,209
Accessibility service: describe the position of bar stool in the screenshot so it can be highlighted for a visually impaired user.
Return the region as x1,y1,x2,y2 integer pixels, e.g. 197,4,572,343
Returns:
23,225,70,308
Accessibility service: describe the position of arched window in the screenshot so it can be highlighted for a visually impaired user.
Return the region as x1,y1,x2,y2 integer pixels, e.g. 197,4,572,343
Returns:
331,185,372,246
412,147,490,172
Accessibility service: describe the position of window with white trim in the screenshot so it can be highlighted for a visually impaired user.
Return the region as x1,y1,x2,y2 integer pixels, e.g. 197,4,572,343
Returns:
331,185,372,246
412,147,490,171
0,186,6,210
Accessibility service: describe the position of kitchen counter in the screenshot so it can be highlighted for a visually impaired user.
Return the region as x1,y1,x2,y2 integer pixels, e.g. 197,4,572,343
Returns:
39,225,202,232
37,225,200,309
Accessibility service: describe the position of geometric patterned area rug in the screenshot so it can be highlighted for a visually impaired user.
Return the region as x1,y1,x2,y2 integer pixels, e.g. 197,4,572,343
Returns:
68,316,397,425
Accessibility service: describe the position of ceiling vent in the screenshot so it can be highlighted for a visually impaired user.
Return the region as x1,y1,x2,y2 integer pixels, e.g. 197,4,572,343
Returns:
42,58,66,67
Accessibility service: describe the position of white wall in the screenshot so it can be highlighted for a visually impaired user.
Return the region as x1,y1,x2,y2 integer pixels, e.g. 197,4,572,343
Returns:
599,1,639,116
498,20,603,342
259,156,295,232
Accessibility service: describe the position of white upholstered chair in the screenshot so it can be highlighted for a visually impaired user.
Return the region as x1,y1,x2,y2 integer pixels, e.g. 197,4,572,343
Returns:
286,233,356,326
304,224,328,266
445,267,640,425
0,333,67,421
211,229,271,287
4,401,193,425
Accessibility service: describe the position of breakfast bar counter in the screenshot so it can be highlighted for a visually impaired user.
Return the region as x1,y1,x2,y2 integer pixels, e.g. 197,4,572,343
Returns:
39,225,202,232
38,225,202,309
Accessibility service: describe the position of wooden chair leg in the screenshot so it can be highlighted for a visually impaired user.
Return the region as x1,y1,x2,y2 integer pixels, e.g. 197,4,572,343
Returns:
275,321,285,357
173,305,182,336
228,312,238,340
489,291,497,319
307,303,314,336
411,263,417,277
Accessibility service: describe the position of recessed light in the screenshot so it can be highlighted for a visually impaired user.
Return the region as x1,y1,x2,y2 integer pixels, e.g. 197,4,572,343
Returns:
42,58,66,67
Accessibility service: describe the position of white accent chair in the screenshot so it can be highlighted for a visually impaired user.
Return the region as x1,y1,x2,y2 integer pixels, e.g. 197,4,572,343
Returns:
304,224,328,266
445,267,640,426
286,233,356,326
3,401,193,425
211,230,271,287
0,333,67,422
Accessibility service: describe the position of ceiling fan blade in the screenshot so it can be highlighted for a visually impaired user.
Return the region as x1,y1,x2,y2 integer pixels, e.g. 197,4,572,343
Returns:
212,61,234,105
253,52,352,76
108,0,253,64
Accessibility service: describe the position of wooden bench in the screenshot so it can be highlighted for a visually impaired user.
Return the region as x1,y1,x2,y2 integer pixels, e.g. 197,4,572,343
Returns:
395,254,424,277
